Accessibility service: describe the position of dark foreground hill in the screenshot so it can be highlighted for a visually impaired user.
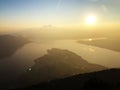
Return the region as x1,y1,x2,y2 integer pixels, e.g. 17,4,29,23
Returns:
13,69,120,90
17,48,106,87
0,35,29,59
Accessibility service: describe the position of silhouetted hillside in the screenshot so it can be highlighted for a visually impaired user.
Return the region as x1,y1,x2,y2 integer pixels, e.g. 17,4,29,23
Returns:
13,69,120,90
78,39,120,52
17,48,106,87
0,35,29,59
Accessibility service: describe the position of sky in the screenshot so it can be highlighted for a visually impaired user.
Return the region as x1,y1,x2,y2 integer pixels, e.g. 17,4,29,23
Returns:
0,0,120,30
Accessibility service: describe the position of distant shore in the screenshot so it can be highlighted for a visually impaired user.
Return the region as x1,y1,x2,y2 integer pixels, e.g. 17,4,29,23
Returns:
77,39,120,52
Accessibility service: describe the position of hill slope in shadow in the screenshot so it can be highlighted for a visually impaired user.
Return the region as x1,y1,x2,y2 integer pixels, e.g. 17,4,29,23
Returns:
0,35,29,59
14,69,120,90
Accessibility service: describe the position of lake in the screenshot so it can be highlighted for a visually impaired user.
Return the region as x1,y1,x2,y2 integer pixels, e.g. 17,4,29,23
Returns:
13,40,120,68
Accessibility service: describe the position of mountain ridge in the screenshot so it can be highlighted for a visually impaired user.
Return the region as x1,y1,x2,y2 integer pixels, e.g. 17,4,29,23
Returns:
13,69,120,90
0,34,30,59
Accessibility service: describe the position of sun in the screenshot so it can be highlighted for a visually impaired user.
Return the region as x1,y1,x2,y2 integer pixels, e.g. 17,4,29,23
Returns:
85,15,96,25
88,38,92,41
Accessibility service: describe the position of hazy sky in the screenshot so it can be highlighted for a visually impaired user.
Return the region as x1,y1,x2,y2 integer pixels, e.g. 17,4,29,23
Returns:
0,0,120,29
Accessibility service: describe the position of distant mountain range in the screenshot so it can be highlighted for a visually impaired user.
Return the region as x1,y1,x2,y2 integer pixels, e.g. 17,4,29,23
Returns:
17,48,106,87
0,35,29,59
13,69,120,90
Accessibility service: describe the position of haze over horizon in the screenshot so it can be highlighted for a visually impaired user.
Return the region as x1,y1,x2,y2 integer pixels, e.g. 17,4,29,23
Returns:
0,0,120,33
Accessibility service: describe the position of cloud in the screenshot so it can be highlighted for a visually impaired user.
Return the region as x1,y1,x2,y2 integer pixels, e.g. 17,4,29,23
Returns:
101,5,108,13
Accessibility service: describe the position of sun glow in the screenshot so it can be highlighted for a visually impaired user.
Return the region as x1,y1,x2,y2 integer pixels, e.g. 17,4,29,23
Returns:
86,15,96,25
88,38,92,41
